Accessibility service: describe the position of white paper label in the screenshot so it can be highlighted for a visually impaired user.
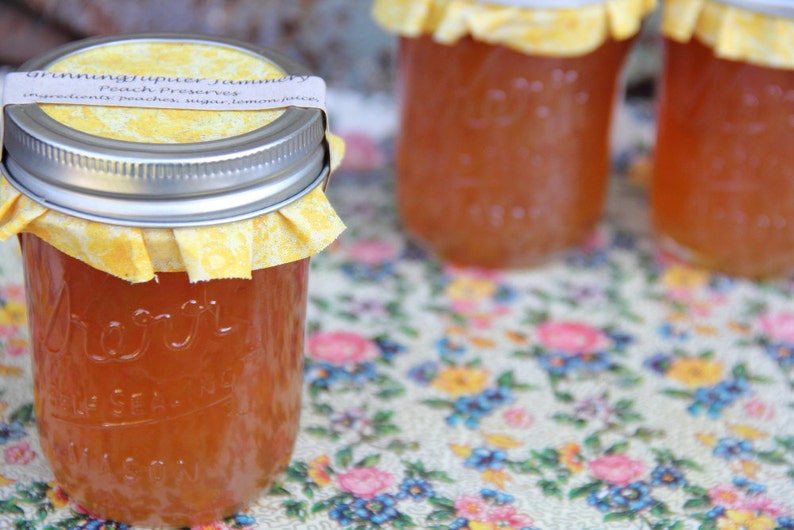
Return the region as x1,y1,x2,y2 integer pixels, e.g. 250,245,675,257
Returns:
0,70,328,146
2,70,326,111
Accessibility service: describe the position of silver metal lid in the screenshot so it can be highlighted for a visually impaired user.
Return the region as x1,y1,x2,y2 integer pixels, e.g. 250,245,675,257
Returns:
0,34,329,228
712,0,794,17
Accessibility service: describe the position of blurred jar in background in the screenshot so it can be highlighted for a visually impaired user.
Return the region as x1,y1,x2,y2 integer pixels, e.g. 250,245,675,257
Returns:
652,0,794,278
373,0,656,269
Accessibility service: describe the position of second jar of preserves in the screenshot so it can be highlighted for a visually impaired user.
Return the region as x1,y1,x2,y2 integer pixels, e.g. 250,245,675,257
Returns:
652,0,794,278
373,0,656,268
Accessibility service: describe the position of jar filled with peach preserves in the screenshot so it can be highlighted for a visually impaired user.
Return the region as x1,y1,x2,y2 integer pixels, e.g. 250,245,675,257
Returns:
0,34,345,527
373,0,656,268
652,0,794,277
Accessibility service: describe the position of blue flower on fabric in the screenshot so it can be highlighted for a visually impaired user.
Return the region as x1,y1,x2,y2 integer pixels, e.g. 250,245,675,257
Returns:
232,513,257,526
732,476,766,494
445,386,514,428
351,494,399,524
449,517,470,530
407,361,438,385
776,516,794,529
586,490,612,513
714,378,749,401
480,488,514,505
577,351,613,372
478,386,513,407
643,353,672,374
329,501,357,526
607,481,655,511
341,262,396,282
435,337,466,358
342,362,379,384
687,380,747,418
375,336,406,362
0,421,26,444
763,341,794,367
305,362,343,389
397,478,434,501
493,285,518,304
464,447,506,472
539,352,579,376
713,437,754,461
650,466,687,489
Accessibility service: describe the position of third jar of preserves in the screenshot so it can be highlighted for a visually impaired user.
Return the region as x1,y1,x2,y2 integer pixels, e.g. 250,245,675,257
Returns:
373,0,656,268
652,0,794,277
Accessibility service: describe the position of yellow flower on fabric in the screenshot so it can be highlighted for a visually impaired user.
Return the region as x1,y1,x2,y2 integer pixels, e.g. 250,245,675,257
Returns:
667,357,723,388
484,433,523,450
46,484,69,509
450,444,473,458
728,424,768,441
662,264,710,290
736,460,760,479
432,366,489,397
697,432,718,447
469,522,497,530
0,365,23,377
0,300,26,326
717,510,776,530
0,474,13,487
308,455,332,487
481,469,509,489
445,276,495,302
559,442,585,473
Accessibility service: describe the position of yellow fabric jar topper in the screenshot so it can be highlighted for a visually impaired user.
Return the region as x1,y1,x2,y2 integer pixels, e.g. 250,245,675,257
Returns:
373,0,658,57
662,0,794,69
0,38,346,284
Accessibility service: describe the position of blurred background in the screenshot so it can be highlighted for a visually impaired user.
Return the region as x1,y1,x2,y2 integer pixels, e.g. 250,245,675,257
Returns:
0,0,662,173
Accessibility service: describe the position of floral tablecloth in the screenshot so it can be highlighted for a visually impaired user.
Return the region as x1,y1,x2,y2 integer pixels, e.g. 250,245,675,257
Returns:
1,95,794,530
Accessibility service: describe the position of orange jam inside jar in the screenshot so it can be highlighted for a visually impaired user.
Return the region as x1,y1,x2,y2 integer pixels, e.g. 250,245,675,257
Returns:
21,235,308,526
373,0,655,268
652,0,794,277
0,34,344,527
395,34,633,267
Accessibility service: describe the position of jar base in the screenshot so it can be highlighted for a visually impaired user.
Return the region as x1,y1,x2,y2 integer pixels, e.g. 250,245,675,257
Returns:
655,232,794,280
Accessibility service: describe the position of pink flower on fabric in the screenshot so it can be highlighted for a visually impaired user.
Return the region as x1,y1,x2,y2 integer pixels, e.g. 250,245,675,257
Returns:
587,454,645,486
348,240,399,265
454,495,490,520
744,398,775,421
708,484,745,509
758,311,794,343
742,494,789,517
336,467,395,499
536,321,610,354
502,407,535,429
4,441,36,465
488,505,534,527
306,331,379,366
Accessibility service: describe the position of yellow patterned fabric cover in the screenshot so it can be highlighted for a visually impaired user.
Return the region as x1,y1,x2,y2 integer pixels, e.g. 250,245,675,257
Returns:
372,0,657,56
663,0,794,69
0,40,345,283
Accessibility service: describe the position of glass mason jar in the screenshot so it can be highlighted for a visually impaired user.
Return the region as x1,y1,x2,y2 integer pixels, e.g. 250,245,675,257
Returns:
652,0,794,277
373,0,656,268
0,34,343,527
